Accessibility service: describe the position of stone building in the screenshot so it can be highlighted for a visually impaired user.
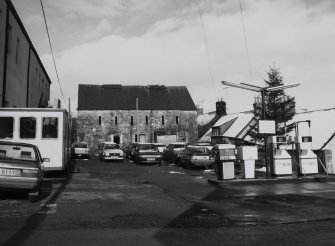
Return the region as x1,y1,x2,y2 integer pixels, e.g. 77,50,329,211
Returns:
0,0,51,108
76,84,198,153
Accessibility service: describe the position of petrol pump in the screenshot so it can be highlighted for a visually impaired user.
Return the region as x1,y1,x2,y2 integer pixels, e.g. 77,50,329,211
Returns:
295,136,318,175
269,136,293,176
213,144,236,180
237,146,258,179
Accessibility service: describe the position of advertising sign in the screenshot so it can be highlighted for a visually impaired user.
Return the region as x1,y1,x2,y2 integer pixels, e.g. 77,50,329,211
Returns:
258,120,276,134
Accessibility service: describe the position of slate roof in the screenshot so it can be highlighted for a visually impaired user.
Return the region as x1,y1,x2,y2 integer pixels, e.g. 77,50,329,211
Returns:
199,111,255,142
77,84,197,111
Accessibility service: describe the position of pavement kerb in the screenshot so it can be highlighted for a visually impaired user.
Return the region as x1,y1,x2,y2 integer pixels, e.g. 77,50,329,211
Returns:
207,175,330,186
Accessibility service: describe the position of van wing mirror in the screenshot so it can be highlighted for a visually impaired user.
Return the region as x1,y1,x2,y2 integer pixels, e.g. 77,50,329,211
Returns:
43,158,50,163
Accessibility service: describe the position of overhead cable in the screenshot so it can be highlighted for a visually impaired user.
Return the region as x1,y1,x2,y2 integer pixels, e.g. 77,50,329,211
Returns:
197,0,215,85
40,0,67,107
238,0,253,81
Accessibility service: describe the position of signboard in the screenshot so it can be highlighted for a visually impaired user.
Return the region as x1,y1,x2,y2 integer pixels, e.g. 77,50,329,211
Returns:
301,136,312,143
258,120,276,134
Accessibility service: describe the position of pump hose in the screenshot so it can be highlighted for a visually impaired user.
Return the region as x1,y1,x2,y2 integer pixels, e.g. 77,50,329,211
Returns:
317,158,328,182
291,158,307,177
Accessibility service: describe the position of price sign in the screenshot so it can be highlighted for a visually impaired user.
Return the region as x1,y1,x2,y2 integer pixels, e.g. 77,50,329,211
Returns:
258,120,276,134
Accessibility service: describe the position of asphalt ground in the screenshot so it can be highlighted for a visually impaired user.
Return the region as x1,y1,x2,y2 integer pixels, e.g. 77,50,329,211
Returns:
0,157,335,245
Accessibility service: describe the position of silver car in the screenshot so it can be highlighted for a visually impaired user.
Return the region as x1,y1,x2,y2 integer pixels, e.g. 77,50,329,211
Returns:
0,141,46,200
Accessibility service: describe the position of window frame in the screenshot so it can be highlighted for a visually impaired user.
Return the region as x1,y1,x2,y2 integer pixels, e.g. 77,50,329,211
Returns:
41,117,59,139
19,116,37,139
0,116,15,139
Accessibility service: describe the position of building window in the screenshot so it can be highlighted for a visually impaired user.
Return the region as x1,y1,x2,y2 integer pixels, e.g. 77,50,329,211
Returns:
20,117,36,139
15,37,20,64
176,116,179,124
99,116,101,125
0,117,14,139
145,116,148,125
162,116,165,125
42,117,58,138
7,24,12,55
212,127,220,136
131,116,134,125
115,116,118,125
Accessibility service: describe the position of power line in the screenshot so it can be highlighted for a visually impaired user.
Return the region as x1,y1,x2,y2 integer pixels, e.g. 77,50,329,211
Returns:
238,0,253,81
39,0,67,107
197,0,215,85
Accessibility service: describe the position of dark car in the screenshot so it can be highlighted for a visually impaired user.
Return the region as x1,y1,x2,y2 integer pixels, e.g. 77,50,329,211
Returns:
0,141,47,201
133,143,163,165
193,142,214,151
123,143,139,160
179,145,215,169
71,142,90,159
162,142,187,163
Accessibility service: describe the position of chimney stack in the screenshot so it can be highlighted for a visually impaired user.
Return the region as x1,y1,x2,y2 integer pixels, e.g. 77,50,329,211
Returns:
216,100,227,116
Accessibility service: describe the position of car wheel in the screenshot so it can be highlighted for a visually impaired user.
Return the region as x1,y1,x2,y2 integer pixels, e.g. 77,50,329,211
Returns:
28,187,40,203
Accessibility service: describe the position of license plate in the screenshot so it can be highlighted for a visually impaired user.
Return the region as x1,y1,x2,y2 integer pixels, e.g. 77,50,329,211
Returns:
0,168,20,176
197,156,209,160
147,157,155,161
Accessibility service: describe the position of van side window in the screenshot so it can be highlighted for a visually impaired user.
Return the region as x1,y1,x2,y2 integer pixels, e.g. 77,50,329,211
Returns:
20,117,36,139
42,117,58,138
0,117,14,139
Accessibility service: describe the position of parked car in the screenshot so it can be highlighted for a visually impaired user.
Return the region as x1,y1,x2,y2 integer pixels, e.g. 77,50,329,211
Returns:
193,142,214,150
162,142,188,163
152,143,166,153
99,142,124,161
0,141,47,201
179,145,215,169
133,143,163,165
71,142,90,159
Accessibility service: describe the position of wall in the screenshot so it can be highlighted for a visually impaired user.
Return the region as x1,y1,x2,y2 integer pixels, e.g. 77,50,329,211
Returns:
5,10,30,107
77,110,198,154
0,0,51,108
0,0,7,105
324,137,335,174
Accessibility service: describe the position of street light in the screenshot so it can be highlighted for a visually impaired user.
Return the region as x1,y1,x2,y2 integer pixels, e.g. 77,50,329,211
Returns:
221,80,300,178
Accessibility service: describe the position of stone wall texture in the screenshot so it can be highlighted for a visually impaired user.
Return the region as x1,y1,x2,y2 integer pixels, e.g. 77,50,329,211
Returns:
77,110,198,154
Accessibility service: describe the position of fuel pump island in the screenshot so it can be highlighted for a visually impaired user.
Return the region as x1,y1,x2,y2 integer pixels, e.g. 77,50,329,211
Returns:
209,122,321,184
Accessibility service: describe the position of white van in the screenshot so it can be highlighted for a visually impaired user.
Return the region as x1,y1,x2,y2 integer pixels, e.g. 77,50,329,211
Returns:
0,108,71,172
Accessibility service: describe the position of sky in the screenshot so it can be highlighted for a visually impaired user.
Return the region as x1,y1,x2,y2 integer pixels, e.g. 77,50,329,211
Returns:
12,0,335,114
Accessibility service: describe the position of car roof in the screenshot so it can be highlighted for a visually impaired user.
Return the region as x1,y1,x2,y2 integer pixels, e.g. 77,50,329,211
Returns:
187,145,208,149
0,141,37,148
214,144,236,149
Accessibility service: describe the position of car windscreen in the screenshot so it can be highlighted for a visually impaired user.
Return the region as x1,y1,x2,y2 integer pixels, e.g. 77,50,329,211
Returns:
139,144,159,151
104,144,119,150
73,143,88,148
174,144,186,149
219,149,235,156
0,143,37,162
189,147,210,154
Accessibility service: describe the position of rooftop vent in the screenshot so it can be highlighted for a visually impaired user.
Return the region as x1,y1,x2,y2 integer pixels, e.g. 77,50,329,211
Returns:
147,85,166,89
102,84,122,89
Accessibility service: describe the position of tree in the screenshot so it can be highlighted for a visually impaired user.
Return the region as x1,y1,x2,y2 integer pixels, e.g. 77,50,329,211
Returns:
250,66,296,142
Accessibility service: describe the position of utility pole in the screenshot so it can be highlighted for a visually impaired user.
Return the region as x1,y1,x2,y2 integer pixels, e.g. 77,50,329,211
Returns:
136,97,139,143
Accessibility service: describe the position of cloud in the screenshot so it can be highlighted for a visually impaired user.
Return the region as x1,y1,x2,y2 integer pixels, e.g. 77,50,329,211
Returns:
14,0,335,113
